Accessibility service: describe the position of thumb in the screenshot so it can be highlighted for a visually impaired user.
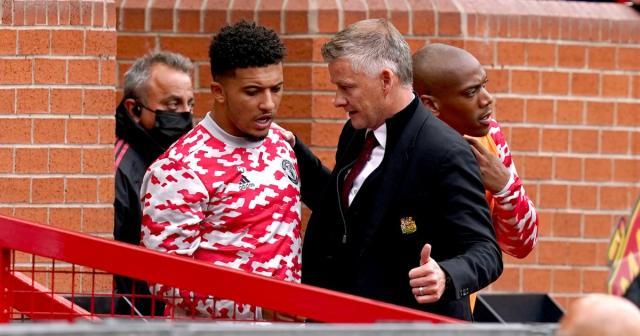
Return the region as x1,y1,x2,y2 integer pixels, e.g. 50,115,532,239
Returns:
420,243,432,266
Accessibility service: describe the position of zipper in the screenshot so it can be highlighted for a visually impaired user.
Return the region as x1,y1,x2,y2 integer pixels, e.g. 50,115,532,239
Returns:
336,160,355,244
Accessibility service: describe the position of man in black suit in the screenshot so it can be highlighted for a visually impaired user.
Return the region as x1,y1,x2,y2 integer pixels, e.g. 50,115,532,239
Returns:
293,19,502,321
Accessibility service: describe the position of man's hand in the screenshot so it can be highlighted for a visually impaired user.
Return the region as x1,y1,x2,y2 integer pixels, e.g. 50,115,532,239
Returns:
464,135,510,194
271,122,295,147
408,243,446,304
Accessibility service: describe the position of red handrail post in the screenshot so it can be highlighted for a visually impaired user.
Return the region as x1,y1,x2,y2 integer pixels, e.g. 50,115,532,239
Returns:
0,248,11,322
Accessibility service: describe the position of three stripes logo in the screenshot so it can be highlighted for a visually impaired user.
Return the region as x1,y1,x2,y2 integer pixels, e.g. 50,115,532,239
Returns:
239,175,255,190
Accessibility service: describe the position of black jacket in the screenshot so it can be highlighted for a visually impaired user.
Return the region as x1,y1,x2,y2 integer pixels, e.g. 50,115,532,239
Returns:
295,97,503,321
113,101,166,315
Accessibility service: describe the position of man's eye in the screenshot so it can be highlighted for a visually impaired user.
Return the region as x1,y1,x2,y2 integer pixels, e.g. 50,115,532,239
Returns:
271,86,282,93
245,90,258,96
465,89,477,97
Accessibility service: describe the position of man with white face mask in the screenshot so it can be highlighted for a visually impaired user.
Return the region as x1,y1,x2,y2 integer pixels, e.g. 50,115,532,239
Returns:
114,51,195,316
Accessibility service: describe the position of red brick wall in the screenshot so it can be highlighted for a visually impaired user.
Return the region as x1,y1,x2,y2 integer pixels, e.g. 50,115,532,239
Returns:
117,0,640,308
0,0,116,236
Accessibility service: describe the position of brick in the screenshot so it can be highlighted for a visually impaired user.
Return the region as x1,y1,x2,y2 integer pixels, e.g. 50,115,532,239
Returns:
556,100,583,125
14,208,47,224
82,148,112,174
282,38,313,62
80,0,92,25
278,94,311,118
311,65,333,91
229,0,255,23
0,59,32,84
33,118,65,144
510,127,539,152
633,132,640,155
601,74,629,98
51,89,82,114
633,75,640,99
120,0,146,31
0,178,29,203
117,35,156,59
159,36,210,61
571,129,599,153
541,72,569,95
613,159,640,182
570,185,597,209
523,155,552,180
83,89,114,115
511,70,539,94
552,212,581,238
568,241,598,266
277,122,310,146
32,178,64,204
18,29,50,55
436,0,462,36
571,73,599,96
600,186,628,210
197,64,212,89
193,92,213,119
50,148,82,173
284,0,308,34
68,59,99,84
15,148,48,173
51,30,84,55
491,266,521,292
148,0,174,31
408,0,435,36
555,157,582,181
98,118,116,144
66,178,97,203
316,0,340,33
257,0,283,33
617,47,640,71
283,65,311,90
0,29,17,54
553,269,581,293
311,122,343,147
92,1,104,27
58,0,69,25
538,240,569,265
617,102,640,126
312,37,330,62
16,89,49,114
527,43,555,67
107,1,116,28
313,95,346,119
582,269,608,293
526,99,553,123
366,0,386,26
485,69,509,94
86,30,116,56
0,118,31,144
523,268,552,292
558,45,586,68
594,241,609,267
541,128,569,152
82,207,113,233
100,59,116,85
177,0,202,33
0,89,15,114
463,40,493,66
497,42,525,65
0,148,13,173
494,97,523,122
50,208,82,232
203,0,229,32
583,214,614,238
585,101,614,126
67,118,99,144
587,46,616,69
538,184,568,209
584,158,613,182
97,177,114,203
34,58,66,84
601,130,629,155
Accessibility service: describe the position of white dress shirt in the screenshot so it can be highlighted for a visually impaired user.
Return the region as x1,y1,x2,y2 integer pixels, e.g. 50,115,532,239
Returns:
346,123,386,206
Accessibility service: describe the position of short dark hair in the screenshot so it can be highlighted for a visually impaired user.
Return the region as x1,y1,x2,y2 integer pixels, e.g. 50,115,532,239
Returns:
209,21,286,79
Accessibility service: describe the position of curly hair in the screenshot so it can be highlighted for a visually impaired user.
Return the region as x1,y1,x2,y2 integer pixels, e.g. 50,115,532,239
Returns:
209,21,286,79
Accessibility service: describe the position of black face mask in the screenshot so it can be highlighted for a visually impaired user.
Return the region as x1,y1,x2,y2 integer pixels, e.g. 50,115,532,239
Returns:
147,108,193,149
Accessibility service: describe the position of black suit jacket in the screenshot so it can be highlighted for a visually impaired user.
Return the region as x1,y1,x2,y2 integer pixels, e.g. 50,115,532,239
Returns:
294,97,502,321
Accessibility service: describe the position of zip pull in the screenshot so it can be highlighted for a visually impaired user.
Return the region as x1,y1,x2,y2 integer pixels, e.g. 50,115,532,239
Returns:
342,234,347,244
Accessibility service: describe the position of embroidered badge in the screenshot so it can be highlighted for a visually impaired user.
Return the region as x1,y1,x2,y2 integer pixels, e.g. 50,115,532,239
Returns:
400,217,417,234
281,159,299,184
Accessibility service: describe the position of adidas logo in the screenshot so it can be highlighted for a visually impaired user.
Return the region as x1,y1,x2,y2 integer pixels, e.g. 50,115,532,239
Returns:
239,175,255,190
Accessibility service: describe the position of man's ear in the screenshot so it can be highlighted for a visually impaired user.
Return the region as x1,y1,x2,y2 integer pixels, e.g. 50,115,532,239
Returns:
420,94,440,116
123,98,141,122
380,69,393,94
210,81,225,104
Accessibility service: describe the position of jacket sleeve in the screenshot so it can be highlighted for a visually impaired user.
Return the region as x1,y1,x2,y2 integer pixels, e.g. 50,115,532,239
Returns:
293,139,331,211
435,141,503,301
114,168,141,245
140,158,257,319
489,121,539,259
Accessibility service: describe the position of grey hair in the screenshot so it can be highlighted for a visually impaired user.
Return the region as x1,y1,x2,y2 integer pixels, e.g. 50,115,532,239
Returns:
321,18,412,86
123,51,193,104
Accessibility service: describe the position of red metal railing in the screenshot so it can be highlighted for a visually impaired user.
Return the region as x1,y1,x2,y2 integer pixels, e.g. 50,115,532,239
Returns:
0,215,461,324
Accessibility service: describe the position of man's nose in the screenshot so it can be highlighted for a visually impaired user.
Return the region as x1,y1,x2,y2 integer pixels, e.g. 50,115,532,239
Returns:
480,88,493,107
333,92,347,107
260,91,275,111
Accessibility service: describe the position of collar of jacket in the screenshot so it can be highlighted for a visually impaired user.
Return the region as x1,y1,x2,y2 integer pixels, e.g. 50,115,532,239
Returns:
115,100,166,166
384,94,421,150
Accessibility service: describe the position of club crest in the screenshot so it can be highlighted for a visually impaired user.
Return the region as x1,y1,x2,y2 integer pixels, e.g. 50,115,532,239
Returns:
281,159,299,185
400,216,417,235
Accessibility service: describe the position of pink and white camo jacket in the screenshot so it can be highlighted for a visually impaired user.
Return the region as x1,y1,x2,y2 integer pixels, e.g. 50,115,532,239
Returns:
140,114,302,319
